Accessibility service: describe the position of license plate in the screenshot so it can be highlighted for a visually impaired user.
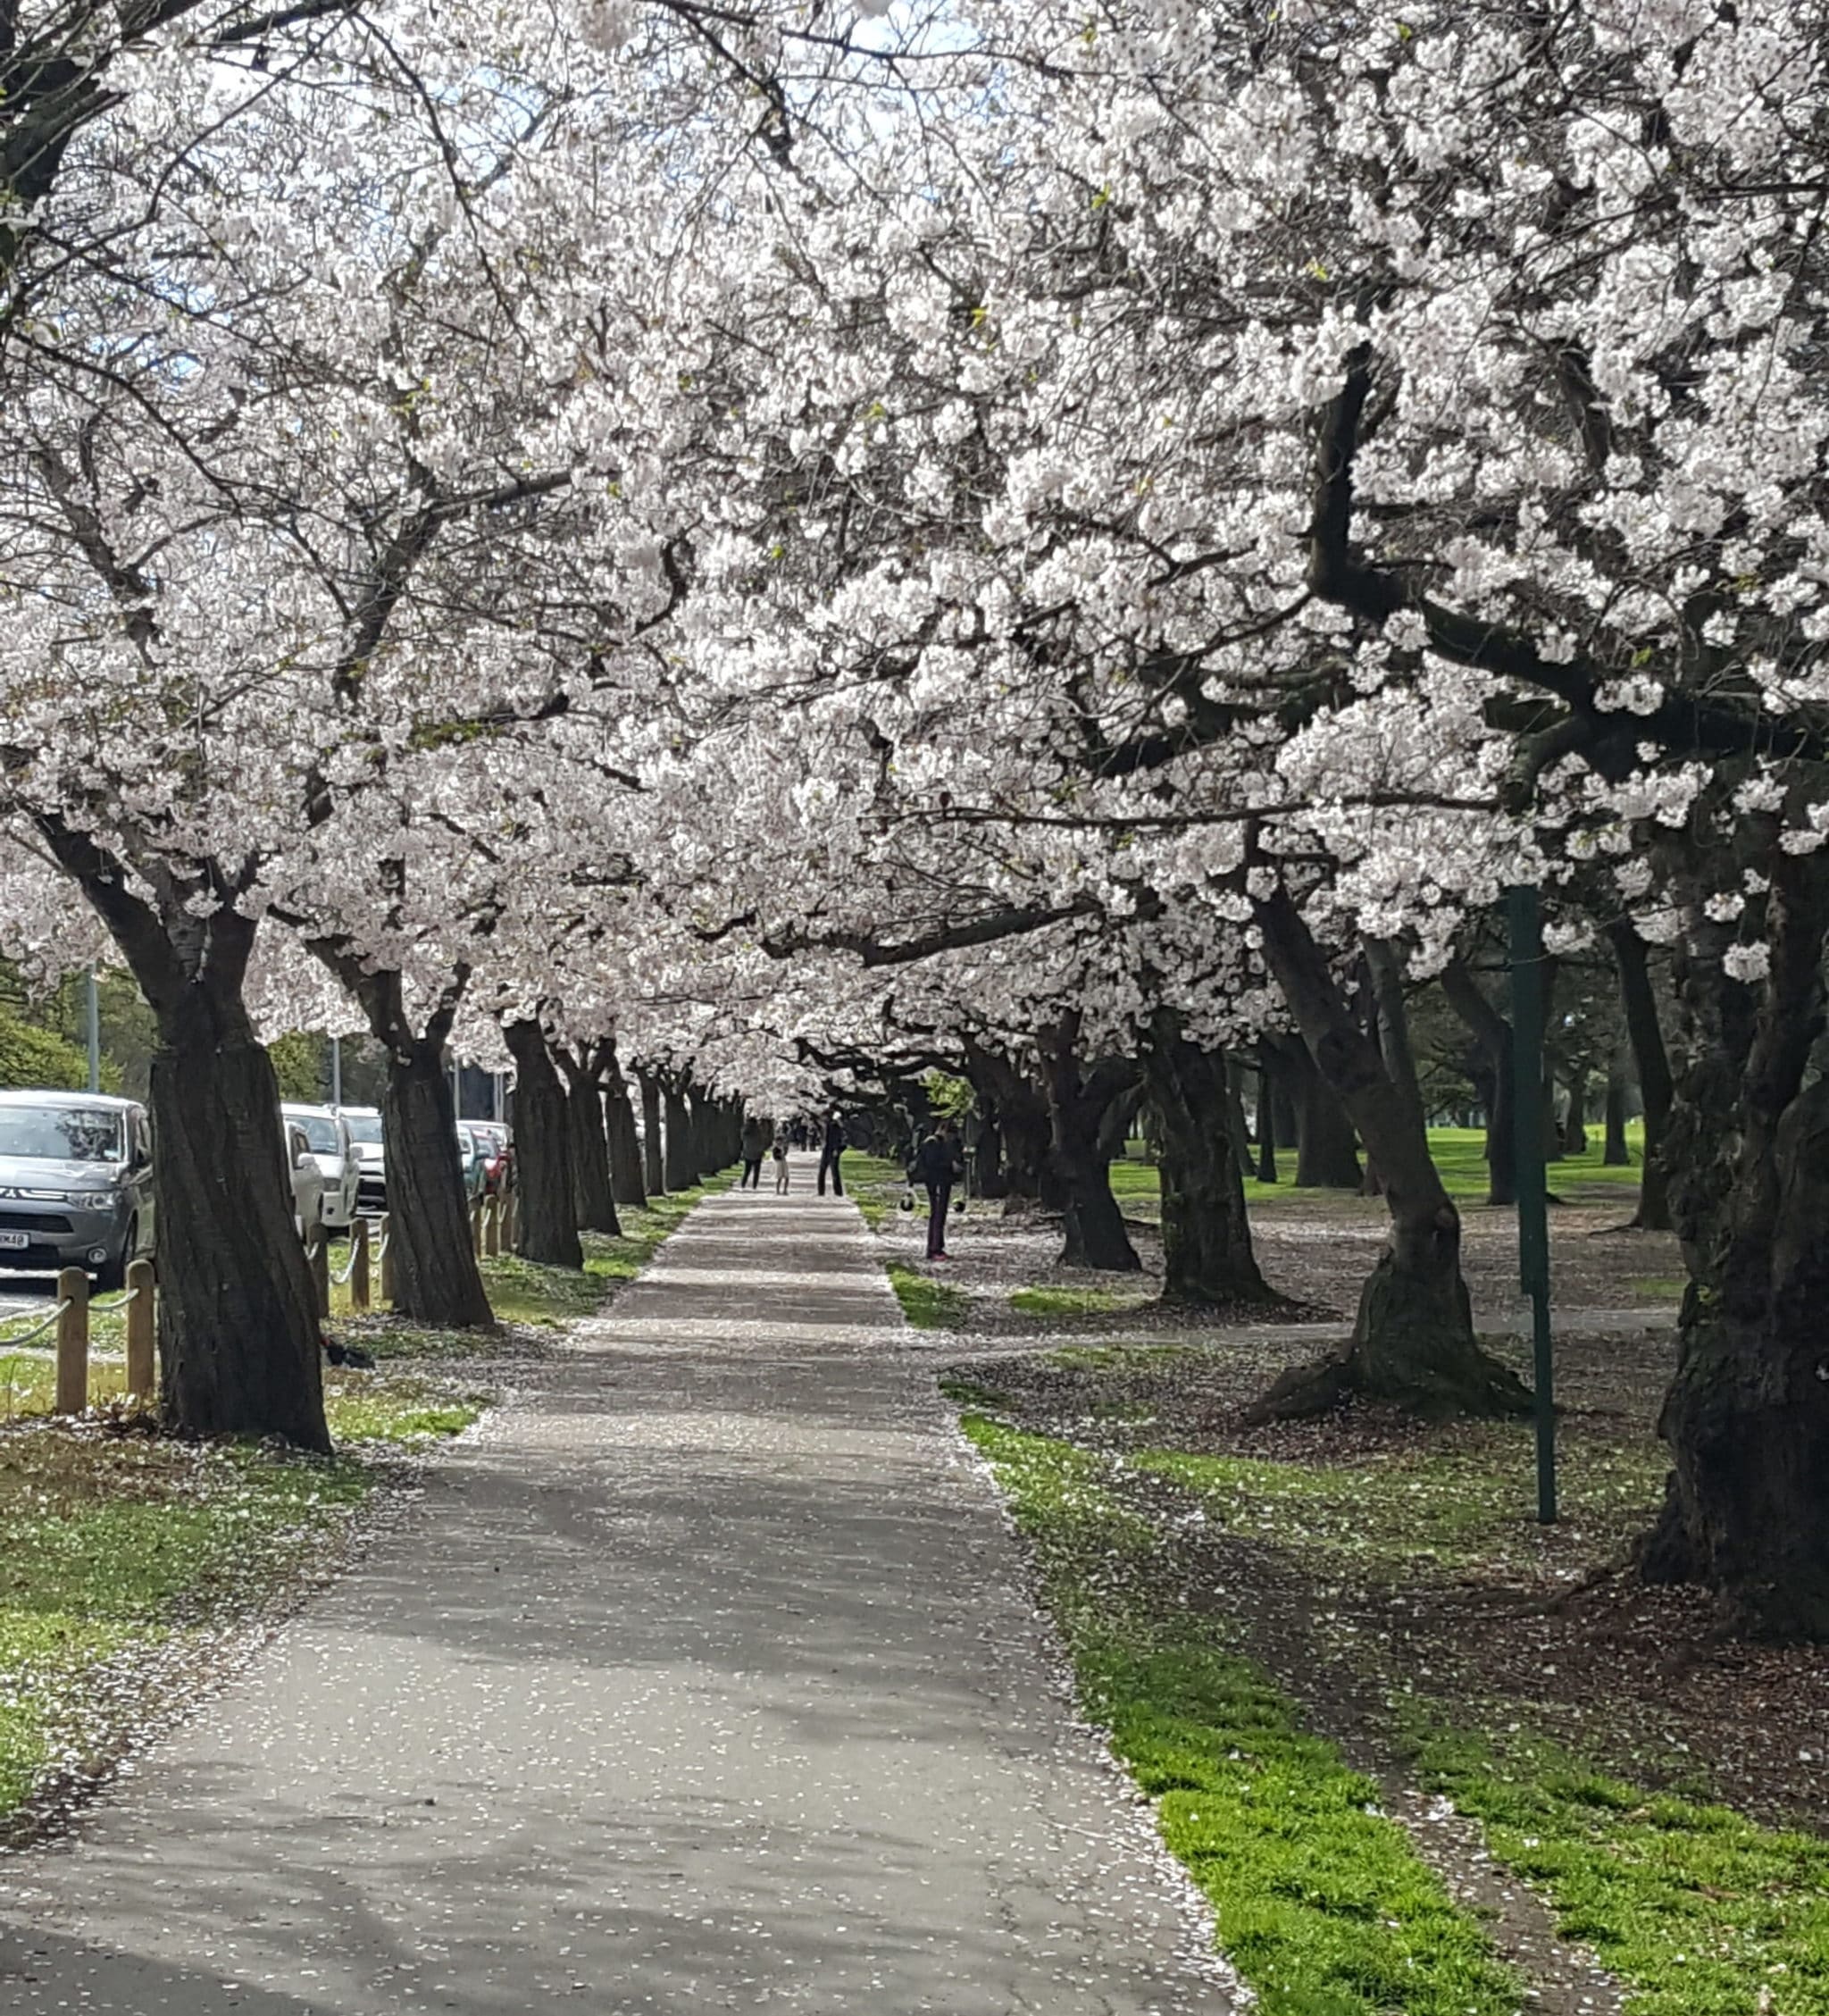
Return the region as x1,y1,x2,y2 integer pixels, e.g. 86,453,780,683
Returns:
0,1231,28,1251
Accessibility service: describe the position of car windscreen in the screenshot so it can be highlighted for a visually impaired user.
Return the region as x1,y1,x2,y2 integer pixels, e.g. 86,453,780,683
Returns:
342,1115,383,1145
291,1116,342,1154
0,1106,124,1164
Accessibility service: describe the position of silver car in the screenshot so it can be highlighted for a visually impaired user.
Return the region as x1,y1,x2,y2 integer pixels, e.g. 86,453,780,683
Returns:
0,1090,155,1290
282,1104,360,1233
334,1106,386,1213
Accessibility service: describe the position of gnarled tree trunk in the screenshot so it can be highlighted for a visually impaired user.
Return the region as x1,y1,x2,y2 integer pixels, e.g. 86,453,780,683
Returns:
39,827,330,1449
556,1045,620,1235
1248,889,1530,1424
1441,959,1516,1205
382,1034,495,1328
1148,1021,1275,1308
1603,1064,1631,1166
1038,1017,1141,1272
504,1018,581,1268
1276,1033,1362,1190
1639,859,1829,1639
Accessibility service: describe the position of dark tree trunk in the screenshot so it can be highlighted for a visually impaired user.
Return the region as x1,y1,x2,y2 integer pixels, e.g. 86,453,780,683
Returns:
1609,919,1674,1232
1563,1070,1590,1158
1247,890,1531,1423
504,1019,581,1268
965,1041,1049,1205
1224,1058,1255,1174
383,1036,496,1328
38,832,330,1448
1281,1034,1363,1190
1441,961,1516,1205
1638,859,1829,1639
564,1067,620,1234
1038,1019,1141,1272
1148,1024,1275,1307
639,1073,665,1195
1255,1060,1278,1184
1273,1076,1299,1150
1603,1066,1631,1167
152,985,330,1448
663,1082,696,1192
605,1052,647,1209
972,1101,1006,1199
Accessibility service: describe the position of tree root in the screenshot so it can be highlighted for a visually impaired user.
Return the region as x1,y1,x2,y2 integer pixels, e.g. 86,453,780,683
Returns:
1243,1340,1534,1427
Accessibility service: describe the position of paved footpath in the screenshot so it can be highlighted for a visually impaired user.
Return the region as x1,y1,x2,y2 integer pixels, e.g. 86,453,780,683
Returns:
0,1183,1230,2014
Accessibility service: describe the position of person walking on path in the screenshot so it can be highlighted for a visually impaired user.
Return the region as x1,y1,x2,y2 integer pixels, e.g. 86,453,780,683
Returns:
912,1116,966,1259
772,1125,791,1194
817,1109,848,1196
739,1115,767,1190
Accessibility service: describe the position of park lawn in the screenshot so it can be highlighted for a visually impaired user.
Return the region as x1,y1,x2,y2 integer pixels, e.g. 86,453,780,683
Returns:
886,1260,967,1329
945,1347,1829,2016
844,1153,909,1229
951,1401,1521,2016
1008,1284,1153,1319
0,1370,485,1828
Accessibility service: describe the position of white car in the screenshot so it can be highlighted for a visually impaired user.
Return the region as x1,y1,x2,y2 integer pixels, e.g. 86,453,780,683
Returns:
283,1119,326,1242
334,1106,386,1212
281,1104,360,1234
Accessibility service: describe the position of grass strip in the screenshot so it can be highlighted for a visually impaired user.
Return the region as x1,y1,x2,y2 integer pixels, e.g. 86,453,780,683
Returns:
1403,1718,1829,2016
887,1261,968,1330
953,1402,1519,2016
1009,1284,1149,1318
0,1371,482,1822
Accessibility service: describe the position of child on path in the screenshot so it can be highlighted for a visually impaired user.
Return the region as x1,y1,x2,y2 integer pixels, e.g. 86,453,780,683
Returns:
772,1127,790,1193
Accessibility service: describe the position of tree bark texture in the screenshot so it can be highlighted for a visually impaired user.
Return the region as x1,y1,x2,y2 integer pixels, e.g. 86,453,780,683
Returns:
504,1018,581,1268
1255,1060,1279,1184
639,1072,665,1194
663,1081,696,1192
556,1047,620,1235
1277,1033,1363,1190
604,1053,647,1208
40,833,330,1449
1603,1066,1631,1167
1038,1019,1141,1272
1148,1023,1275,1307
382,1035,496,1328
1249,890,1531,1423
1639,857,1829,1639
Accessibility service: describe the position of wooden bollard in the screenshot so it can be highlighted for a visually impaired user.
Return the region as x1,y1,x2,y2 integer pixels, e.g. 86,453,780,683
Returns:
483,1194,500,1258
124,1259,155,1401
54,1267,89,1416
500,1187,516,1252
379,1214,397,1305
350,1218,371,1313
470,1198,484,1255
309,1230,330,1318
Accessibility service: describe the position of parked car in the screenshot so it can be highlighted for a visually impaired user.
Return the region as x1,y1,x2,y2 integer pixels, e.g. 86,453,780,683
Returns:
284,1121,326,1242
281,1104,359,1234
455,1125,490,1203
470,1121,513,1194
334,1106,386,1212
0,1090,155,1291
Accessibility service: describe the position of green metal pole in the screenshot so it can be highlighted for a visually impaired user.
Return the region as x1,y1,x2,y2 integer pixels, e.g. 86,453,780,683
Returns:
1507,884,1557,1524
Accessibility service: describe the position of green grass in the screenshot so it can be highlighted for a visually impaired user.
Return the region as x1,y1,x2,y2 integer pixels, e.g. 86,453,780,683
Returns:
1043,1342,1199,1371
844,1153,912,1229
956,1410,1517,2016
1403,1718,1829,2016
886,1261,968,1330
1134,1436,1668,1579
0,1339,486,1824
1629,1276,1687,1302
1008,1284,1151,1318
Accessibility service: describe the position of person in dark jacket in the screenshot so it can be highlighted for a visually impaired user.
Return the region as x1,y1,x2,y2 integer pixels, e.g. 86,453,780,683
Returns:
913,1117,965,1259
739,1115,767,1190
817,1110,848,1195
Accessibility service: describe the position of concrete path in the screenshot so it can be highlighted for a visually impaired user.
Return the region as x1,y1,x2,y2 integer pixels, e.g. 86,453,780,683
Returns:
0,1182,1229,2014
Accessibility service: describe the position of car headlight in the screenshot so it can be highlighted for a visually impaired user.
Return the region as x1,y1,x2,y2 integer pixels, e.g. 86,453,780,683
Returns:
18,1188,116,1208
